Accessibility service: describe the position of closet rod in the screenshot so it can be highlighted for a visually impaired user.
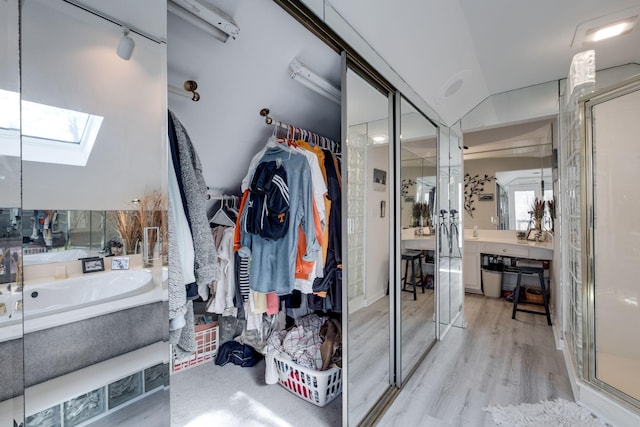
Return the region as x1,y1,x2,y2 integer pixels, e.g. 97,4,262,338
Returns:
259,107,340,153
206,193,238,201
169,80,200,102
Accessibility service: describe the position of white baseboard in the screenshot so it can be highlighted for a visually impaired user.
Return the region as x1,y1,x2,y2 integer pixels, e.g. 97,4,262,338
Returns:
561,345,640,426
552,322,564,351
578,381,640,427
349,296,365,314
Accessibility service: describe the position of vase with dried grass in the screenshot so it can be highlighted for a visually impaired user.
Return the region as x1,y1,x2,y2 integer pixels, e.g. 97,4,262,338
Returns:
110,191,167,260
531,198,545,231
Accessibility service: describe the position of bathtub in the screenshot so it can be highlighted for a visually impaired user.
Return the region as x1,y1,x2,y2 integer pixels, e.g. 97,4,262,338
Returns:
23,248,89,266
0,289,23,343
23,269,163,334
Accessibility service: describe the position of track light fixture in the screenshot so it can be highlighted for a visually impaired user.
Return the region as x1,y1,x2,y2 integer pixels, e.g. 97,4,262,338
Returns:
116,27,135,60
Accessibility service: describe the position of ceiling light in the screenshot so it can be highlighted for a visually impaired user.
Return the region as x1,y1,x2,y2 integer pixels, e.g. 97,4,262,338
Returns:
116,27,135,60
373,136,386,143
572,10,639,47
587,18,636,42
168,0,239,43
289,58,341,105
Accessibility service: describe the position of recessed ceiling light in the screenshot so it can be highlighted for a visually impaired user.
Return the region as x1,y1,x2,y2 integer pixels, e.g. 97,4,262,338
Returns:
587,17,636,42
572,9,639,47
373,135,386,143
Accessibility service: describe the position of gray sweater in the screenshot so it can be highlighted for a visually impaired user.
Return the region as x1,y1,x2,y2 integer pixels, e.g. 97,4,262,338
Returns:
169,111,220,299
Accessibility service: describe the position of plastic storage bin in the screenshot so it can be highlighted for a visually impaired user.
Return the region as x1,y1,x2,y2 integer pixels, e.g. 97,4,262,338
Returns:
274,352,342,407
171,322,218,373
482,269,503,298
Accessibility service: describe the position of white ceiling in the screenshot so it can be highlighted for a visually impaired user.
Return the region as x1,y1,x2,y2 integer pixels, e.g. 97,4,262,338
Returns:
328,0,640,125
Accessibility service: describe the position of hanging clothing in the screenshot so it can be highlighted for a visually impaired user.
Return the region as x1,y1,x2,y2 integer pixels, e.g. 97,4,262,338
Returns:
208,226,236,314
167,200,196,357
240,145,320,295
169,110,220,300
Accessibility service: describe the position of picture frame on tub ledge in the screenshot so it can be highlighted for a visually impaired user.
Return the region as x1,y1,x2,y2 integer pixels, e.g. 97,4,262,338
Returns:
111,256,130,270
81,257,105,273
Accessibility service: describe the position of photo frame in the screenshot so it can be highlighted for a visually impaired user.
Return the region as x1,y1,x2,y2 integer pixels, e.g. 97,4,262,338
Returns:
111,256,130,270
373,168,387,192
81,257,105,273
526,229,538,241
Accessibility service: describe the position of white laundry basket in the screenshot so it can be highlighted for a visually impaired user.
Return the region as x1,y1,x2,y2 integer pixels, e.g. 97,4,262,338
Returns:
274,352,342,407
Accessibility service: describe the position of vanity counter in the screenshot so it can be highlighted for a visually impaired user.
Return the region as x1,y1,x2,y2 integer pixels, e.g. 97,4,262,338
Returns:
401,230,552,258
402,229,554,294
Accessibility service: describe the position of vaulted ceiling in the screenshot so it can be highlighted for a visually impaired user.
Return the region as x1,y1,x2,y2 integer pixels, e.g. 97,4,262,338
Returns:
329,0,640,125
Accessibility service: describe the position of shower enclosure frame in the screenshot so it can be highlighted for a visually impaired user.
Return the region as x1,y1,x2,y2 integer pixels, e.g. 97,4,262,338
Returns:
581,75,640,413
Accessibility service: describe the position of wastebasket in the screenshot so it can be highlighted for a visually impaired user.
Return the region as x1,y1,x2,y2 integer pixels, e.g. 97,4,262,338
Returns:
482,269,502,298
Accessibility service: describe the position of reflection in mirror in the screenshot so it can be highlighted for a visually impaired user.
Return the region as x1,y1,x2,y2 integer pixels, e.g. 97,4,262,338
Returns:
21,1,168,425
21,210,110,266
437,127,452,327
21,0,165,212
462,120,554,230
448,124,464,329
346,68,391,425
399,97,437,381
0,0,24,425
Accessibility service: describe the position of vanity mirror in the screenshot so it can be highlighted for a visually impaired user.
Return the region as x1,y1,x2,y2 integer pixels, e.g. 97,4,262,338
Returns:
462,119,554,230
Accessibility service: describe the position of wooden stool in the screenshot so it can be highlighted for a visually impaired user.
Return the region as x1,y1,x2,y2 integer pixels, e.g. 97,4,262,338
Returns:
511,266,551,325
401,250,425,300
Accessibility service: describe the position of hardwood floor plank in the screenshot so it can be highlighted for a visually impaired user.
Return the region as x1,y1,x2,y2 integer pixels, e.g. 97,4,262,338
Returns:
377,294,573,426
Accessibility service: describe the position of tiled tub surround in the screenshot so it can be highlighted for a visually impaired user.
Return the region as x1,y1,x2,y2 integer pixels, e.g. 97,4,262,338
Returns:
24,343,169,427
0,338,23,402
15,259,169,425
24,301,167,387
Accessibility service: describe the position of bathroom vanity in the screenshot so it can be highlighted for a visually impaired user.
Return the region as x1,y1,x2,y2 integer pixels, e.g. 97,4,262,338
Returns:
401,229,553,294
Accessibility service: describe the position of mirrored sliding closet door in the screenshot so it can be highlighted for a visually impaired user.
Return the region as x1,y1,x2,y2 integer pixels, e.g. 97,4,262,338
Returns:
0,0,24,425
20,1,169,425
345,66,393,426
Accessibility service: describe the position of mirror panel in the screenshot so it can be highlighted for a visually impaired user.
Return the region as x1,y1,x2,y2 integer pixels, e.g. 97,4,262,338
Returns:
462,120,554,230
437,127,452,327
346,67,391,425
399,97,437,381
21,1,168,424
449,124,464,328
21,0,166,211
0,0,24,425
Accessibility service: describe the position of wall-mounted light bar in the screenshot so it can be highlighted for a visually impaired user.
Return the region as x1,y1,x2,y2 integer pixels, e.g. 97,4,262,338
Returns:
168,0,239,43
288,58,341,105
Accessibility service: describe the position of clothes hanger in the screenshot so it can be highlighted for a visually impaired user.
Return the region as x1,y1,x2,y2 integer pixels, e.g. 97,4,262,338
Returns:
225,197,238,216
210,199,235,227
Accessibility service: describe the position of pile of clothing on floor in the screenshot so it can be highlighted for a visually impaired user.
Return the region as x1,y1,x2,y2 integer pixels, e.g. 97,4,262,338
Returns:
214,312,342,385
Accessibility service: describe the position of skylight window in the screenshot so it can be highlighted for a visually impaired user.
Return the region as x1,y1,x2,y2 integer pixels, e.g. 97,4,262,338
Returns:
22,99,91,144
0,89,103,166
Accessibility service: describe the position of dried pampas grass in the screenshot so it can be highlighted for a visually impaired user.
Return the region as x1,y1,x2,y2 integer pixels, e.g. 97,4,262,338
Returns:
111,191,167,256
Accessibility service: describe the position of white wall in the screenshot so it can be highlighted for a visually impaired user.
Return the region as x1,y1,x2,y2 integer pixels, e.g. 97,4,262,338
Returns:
167,0,341,196
365,145,389,304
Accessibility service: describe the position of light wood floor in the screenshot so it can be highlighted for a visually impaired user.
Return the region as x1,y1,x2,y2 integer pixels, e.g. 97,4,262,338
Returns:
377,294,573,426
348,288,435,425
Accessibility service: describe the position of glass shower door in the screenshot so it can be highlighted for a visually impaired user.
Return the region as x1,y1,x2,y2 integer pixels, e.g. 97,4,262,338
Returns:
584,77,640,408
